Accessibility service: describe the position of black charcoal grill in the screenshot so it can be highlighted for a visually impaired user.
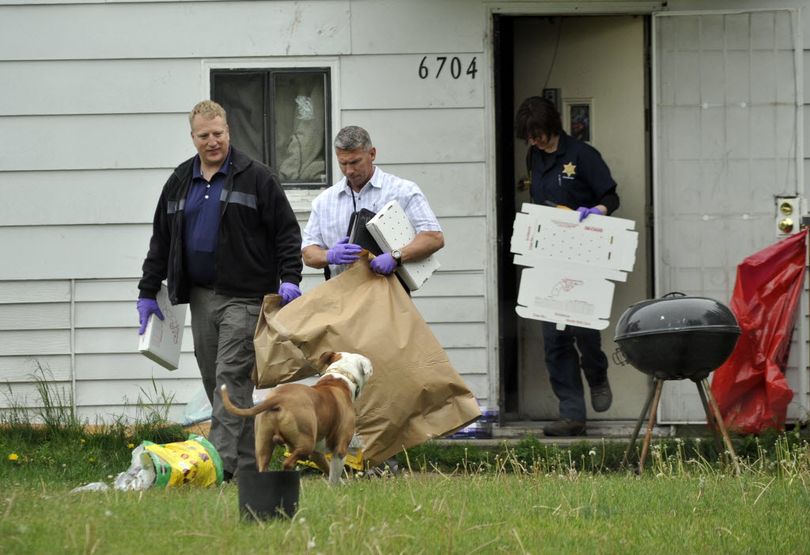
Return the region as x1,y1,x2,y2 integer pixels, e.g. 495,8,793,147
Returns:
614,293,742,474
615,293,741,380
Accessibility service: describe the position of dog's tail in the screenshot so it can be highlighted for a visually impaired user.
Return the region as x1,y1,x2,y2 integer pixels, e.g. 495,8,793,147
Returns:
220,384,277,417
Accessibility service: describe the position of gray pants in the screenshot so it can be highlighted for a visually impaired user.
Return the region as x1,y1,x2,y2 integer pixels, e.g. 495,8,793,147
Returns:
189,287,261,475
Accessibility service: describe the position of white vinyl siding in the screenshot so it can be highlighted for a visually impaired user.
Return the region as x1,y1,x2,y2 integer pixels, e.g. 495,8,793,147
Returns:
0,0,490,423
0,275,489,420
0,2,352,60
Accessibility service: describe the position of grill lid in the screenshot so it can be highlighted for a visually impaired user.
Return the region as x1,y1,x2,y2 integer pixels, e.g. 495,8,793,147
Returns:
614,293,740,342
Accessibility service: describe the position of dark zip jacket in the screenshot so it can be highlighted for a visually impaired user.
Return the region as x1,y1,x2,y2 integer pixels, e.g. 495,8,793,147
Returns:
525,132,619,214
138,147,302,304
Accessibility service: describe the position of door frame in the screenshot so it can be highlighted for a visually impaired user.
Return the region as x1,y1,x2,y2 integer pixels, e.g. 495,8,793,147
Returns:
485,2,662,420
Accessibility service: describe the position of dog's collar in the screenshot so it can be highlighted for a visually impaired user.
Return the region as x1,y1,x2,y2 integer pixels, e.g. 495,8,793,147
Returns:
321,367,361,400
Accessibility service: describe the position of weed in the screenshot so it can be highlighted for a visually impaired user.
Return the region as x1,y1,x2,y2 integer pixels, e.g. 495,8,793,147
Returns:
0,381,31,430
1,362,82,439
31,362,82,434
133,377,176,426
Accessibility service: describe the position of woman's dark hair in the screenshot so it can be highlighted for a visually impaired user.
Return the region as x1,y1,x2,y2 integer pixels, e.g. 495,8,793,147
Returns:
514,96,563,141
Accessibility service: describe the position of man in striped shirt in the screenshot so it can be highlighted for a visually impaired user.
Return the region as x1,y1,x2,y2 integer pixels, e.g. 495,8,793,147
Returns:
302,126,444,278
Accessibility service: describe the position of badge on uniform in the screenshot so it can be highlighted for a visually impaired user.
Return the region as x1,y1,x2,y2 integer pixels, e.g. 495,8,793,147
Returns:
562,162,576,178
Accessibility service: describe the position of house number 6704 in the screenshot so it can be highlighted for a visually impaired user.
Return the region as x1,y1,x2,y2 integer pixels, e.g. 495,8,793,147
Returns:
418,56,478,79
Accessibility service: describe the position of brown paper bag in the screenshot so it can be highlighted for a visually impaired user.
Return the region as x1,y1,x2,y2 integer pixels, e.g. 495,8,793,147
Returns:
252,294,314,387
257,256,481,465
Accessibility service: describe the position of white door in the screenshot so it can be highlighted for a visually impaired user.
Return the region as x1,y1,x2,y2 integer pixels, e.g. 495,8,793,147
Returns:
653,10,802,422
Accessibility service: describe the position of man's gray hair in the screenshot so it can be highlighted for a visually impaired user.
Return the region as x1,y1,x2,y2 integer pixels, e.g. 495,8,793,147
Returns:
334,126,373,151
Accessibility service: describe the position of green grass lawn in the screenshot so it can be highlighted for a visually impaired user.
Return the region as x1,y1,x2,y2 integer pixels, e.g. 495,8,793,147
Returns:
4,374,808,553
2,470,809,554
2,400,809,554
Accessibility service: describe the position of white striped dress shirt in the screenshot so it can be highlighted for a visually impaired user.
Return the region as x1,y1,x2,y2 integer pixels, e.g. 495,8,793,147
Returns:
302,166,442,275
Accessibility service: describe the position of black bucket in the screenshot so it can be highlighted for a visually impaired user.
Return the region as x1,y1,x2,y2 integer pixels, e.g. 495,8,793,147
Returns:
238,470,300,520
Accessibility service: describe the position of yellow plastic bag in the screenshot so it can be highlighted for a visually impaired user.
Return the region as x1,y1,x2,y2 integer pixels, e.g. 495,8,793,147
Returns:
142,434,223,488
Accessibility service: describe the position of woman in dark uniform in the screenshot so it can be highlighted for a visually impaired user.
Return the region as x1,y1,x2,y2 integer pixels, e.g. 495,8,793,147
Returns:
515,96,619,437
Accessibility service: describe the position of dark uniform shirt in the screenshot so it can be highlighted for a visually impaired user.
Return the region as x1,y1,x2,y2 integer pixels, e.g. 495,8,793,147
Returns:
184,149,231,286
530,131,618,211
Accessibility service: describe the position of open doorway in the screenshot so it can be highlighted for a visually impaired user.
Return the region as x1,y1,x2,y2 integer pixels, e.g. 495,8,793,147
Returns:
494,14,652,423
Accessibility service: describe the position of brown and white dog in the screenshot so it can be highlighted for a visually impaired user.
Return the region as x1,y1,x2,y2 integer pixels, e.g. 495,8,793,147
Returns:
220,351,373,485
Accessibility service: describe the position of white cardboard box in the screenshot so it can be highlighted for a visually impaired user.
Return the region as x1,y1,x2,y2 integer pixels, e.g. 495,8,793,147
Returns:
511,203,638,330
366,199,440,291
138,284,186,370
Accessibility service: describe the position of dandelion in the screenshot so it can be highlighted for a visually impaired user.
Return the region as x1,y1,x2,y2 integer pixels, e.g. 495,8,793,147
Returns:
588,449,597,457
127,443,135,449
8,453,19,462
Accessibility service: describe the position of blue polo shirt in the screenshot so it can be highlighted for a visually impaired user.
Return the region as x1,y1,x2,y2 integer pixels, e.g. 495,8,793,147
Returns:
530,132,617,210
184,150,231,286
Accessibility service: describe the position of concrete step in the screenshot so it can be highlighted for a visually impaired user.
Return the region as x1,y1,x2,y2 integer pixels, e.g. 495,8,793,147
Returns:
437,420,702,447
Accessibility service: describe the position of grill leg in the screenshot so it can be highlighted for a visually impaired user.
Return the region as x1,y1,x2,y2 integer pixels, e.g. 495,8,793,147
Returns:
638,379,664,474
695,379,724,454
622,378,658,469
699,378,741,476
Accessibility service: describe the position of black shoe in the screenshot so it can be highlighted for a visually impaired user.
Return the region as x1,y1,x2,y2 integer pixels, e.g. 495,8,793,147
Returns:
590,380,613,412
543,419,586,437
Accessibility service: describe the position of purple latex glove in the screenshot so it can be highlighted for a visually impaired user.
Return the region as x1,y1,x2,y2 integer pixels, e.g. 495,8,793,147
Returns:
278,282,302,306
370,252,398,275
137,298,164,335
326,236,362,265
576,206,604,221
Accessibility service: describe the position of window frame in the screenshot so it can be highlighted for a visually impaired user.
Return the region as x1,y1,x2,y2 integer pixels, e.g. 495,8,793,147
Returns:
203,58,341,212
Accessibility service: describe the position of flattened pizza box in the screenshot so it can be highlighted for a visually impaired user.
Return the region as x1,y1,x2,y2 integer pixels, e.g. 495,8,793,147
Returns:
511,203,637,272
515,265,616,330
511,203,639,331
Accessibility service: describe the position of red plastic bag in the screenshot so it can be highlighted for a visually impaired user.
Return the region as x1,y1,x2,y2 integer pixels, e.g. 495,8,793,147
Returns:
711,229,807,434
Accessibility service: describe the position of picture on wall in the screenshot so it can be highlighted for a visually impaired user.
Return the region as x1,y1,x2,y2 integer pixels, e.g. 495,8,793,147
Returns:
563,98,593,143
